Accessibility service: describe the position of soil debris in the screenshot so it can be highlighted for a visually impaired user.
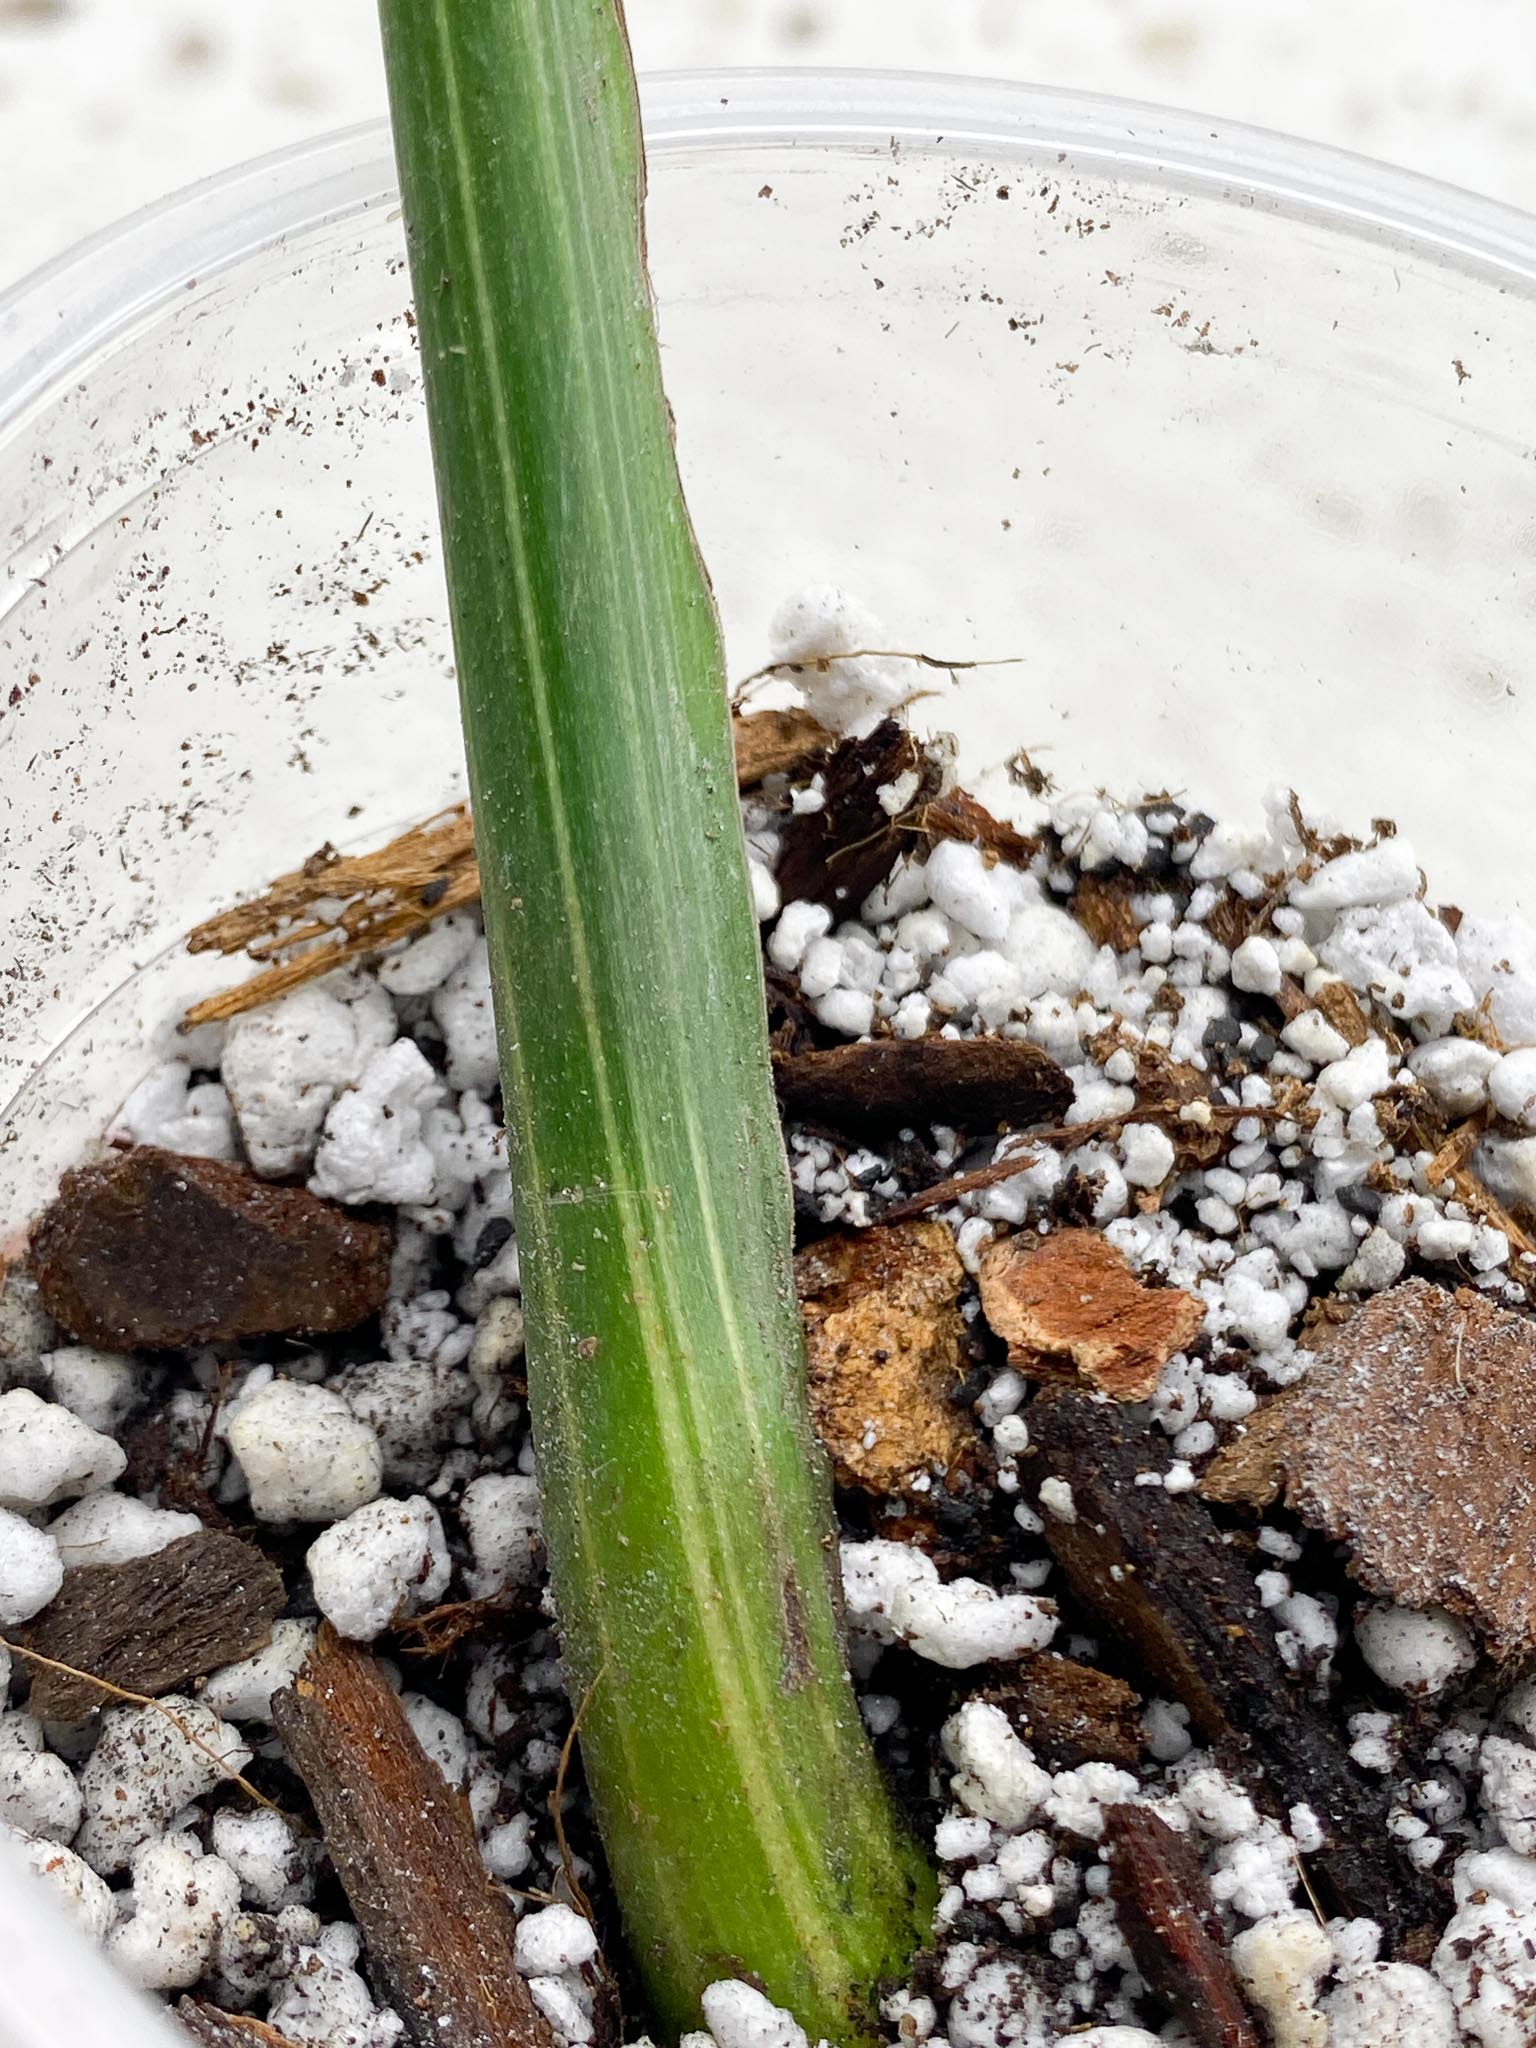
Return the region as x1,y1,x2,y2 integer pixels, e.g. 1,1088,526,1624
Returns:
21,1529,284,1720
986,1653,1142,1771
271,1630,555,2048
1281,1279,1536,1654
772,1035,1071,1140
796,1220,973,1495
176,2002,303,2048
1197,1393,1300,1511
388,1588,539,1658
915,785,1040,869
1103,1803,1262,2048
1029,1391,1446,1952
29,1147,392,1351
977,1229,1203,1401
877,1144,1046,1223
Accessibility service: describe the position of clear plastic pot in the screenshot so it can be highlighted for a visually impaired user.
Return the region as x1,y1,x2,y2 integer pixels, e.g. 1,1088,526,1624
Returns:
3,66,1536,2040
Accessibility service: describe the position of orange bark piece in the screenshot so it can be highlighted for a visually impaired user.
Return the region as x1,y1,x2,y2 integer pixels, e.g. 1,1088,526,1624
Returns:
978,1228,1204,1401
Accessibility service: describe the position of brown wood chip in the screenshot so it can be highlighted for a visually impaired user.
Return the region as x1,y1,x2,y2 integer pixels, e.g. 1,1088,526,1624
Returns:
1313,979,1371,1047
22,1530,284,1719
978,1229,1203,1401
731,705,833,787
272,1630,554,2048
797,1221,972,1495
773,1035,1071,1140
1202,889,1264,956
986,1653,1142,1770
1197,1394,1299,1511
1104,1804,1262,2048
774,718,944,913
176,2001,302,2048
1071,871,1144,952
1028,1391,1445,1953
916,786,1040,869
1282,1279,1536,1654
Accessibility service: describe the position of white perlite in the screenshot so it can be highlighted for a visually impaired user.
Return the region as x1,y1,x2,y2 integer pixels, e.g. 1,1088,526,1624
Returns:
890,1573,1057,1670
0,1507,63,1624
514,1903,601,1976
1230,1911,1332,2048
942,1703,1051,1830
3,1829,114,1941
306,1494,451,1641
201,1620,319,1724
74,1697,251,1875
39,1344,143,1435
459,1471,542,1598
47,1491,200,1569
210,1807,316,1912
1434,1847,1536,2046
1324,1963,1460,2048
1354,1603,1477,1698
0,1387,125,1509
701,1978,811,2048
107,1835,242,1991
0,1721,82,1841
110,1061,236,1161
226,1378,382,1522
223,981,392,1177
310,1037,445,1207
267,1924,406,2048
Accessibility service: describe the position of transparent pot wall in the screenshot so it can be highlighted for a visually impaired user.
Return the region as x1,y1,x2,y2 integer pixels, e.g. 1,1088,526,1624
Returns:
5,76,1536,1235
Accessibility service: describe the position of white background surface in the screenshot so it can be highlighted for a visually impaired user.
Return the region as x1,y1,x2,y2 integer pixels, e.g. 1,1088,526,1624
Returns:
3,0,1536,290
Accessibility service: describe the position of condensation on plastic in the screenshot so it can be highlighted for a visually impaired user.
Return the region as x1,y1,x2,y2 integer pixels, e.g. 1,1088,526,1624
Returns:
2,71,1536,2020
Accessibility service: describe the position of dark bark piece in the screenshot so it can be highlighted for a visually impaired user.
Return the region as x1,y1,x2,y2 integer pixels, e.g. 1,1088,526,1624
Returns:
774,718,944,912
29,1146,392,1350
731,705,832,787
986,1653,1141,1769
773,1036,1071,1140
1103,1805,1261,2048
272,1631,554,2048
177,2002,302,2048
1029,1392,1445,1956
22,1529,283,1719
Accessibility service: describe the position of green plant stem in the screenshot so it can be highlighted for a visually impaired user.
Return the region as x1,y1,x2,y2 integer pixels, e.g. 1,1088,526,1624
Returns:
374,1,936,2038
